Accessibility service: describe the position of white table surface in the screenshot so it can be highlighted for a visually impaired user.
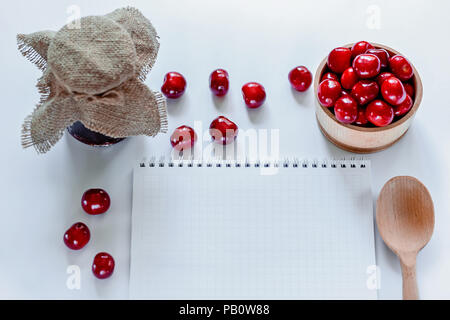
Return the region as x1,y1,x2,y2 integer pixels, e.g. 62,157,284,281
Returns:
1,0,449,300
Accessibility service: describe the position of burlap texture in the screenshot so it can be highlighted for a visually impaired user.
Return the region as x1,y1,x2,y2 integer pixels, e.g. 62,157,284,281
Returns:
18,7,167,153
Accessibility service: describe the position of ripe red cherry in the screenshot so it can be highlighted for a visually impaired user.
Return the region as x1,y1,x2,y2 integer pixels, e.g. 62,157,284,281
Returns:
161,72,187,99
210,69,229,97
365,48,390,68
355,108,369,126
327,47,352,73
393,94,413,117
317,79,341,108
366,100,394,127
242,82,266,108
92,252,115,279
352,54,381,79
341,90,351,97
170,126,197,151
351,80,379,106
389,55,414,81
351,41,374,59
334,96,358,124
64,223,90,251
376,72,395,87
82,189,111,215
321,72,339,82
289,66,313,92
340,67,359,90
210,116,239,145
381,76,406,106
404,82,415,97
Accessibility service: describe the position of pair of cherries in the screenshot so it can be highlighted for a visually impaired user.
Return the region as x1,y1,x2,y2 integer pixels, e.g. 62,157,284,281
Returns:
161,70,267,109
318,41,415,127
170,116,239,151
63,189,115,280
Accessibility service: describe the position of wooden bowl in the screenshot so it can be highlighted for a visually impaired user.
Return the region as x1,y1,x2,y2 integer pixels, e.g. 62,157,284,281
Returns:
314,43,423,154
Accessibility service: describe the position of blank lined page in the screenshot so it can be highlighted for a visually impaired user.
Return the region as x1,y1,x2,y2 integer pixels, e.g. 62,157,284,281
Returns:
130,160,377,299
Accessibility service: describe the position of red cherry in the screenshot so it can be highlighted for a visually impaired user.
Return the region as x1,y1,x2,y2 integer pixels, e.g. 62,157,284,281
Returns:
376,72,395,87
321,72,339,82
170,126,197,151
327,47,352,73
340,67,359,90
404,82,415,97
365,48,390,68
210,116,239,145
352,54,381,79
381,76,406,106
92,252,115,280
289,66,313,92
351,41,374,59
334,96,358,124
393,94,413,117
242,82,266,108
317,79,341,108
366,100,394,127
210,69,229,97
82,189,111,215
389,55,414,81
351,80,379,106
64,223,90,251
161,72,187,99
355,108,369,126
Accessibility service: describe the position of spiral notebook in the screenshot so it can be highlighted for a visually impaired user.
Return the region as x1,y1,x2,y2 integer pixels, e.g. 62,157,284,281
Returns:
130,158,377,300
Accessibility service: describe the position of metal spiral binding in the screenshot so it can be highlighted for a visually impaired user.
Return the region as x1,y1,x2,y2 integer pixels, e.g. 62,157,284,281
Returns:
139,157,369,169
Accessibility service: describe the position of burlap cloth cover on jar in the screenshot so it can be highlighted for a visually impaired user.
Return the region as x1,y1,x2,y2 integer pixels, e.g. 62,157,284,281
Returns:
17,7,167,153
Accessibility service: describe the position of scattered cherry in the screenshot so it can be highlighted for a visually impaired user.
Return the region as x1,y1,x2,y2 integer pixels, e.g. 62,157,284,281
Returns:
340,67,359,90
210,69,229,97
210,116,239,145
351,41,374,59
381,76,406,106
366,100,394,127
82,189,111,215
389,55,414,81
334,96,358,124
404,82,415,97
289,66,313,92
242,82,266,108
365,48,390,69
351,80,379,106
170,126,197,151
327,47,352,73
352,54,381,79
355,108,369,126
376,72,395,87
321,72,339,82
64,223,90,251
393,94,413,117
318,79,341,108
92,252,115,279
161,72,187,99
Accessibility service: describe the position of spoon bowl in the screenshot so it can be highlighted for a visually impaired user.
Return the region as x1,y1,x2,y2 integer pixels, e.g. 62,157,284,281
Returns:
376,176,434,300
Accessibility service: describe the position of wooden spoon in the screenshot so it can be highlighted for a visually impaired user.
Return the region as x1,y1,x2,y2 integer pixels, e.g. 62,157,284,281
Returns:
376,176,434,300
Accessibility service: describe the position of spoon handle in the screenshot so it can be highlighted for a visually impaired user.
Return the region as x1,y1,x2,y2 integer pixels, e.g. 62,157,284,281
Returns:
400,261,418,300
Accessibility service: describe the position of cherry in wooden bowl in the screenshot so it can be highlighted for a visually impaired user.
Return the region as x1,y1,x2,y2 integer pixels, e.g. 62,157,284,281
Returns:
314,43,422,154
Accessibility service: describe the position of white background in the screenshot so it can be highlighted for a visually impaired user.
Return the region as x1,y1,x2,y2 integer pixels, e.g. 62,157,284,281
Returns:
0,0,449,299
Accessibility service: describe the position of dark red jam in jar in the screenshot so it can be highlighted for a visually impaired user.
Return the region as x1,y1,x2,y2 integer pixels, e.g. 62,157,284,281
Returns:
67,122,125,146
